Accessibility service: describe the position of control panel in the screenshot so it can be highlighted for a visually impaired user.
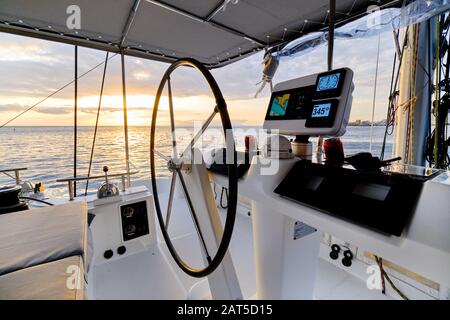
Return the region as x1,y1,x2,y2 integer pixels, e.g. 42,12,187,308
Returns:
88,187,156,264
120,200,150,241
273,160,438,236
263,68,354,136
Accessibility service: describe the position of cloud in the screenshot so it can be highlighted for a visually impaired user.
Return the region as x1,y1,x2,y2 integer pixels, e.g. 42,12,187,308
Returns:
0,104,28,112
79,106,151,114
0,24,398,123
0,104,72,115
35,107,72,115
132,71,152,80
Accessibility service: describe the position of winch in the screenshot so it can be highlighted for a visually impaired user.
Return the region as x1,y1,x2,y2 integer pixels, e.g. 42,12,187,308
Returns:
0,185,28,214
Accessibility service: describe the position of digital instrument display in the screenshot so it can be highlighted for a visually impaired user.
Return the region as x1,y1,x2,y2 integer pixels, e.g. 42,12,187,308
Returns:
269,93,290,116
263,67,353,136
306,99,338,127
313,69,346,100
316,73,340,91
265,86,314,120
311,103,331,118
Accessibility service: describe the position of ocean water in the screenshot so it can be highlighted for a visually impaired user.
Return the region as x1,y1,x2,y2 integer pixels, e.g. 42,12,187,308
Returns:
0,126,392,198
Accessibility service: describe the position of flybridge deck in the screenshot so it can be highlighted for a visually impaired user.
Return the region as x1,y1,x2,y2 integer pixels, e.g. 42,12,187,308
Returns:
1,0,450,301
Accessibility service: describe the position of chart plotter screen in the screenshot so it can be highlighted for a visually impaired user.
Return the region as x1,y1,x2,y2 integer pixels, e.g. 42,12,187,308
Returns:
269,93,290,116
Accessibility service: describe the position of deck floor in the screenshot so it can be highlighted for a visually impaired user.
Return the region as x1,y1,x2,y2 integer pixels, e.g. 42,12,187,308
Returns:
90,195,387,300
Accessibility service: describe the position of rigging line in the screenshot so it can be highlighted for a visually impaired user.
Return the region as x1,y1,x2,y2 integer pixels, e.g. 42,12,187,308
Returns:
434,17,441,167
2,171,15,180
381,26,410,159
85,51,110,196
0,53,118,129
405,25,417,163
369,29,382,154
381,30,404,158
406,25,420,164
381,51,397,160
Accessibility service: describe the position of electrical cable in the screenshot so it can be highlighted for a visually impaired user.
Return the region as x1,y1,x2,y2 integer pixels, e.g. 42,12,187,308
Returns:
375,255,409,300
19,196,54,206
0,53,118,129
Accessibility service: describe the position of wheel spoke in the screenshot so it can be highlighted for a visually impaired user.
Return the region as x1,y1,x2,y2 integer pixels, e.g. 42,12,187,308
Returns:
177,170,212,263
167,77,179,160
181,109,217,158
153,149,171,161
165,171,177,228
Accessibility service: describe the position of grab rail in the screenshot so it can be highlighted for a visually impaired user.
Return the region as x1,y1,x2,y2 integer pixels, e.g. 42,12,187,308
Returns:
56,170,139,200
0,167,27,184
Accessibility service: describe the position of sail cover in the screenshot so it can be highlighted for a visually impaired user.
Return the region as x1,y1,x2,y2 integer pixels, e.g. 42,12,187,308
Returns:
0,0,401,67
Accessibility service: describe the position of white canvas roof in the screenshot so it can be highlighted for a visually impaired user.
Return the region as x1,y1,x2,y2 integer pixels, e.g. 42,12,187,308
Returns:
0,0,400,67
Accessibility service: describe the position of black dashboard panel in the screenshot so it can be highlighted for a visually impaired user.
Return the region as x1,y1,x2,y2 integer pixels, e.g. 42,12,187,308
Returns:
120,201,149,241
274,161,425,236
264,68,348,126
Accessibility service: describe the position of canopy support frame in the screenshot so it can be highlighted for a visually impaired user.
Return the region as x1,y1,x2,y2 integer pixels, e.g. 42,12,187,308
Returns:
73,45,78,197
146,0,265,46
317,0,336,157
120,0,142,47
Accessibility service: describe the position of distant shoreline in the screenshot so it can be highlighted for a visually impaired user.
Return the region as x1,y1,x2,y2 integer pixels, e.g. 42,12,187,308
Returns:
348,119,386,126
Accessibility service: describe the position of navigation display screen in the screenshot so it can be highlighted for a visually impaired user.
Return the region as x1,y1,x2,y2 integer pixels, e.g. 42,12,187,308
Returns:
269,93,290,116
311,103,331,117
316,73,340,91
266,86,313,120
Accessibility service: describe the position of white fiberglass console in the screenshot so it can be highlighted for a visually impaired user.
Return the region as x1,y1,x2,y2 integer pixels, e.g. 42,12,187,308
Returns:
263,68,354,136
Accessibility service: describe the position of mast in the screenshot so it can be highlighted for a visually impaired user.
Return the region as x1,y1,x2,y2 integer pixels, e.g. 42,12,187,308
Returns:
394,20,435,166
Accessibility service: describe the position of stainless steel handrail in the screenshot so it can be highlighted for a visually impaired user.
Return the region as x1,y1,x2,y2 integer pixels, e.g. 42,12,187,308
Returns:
0,167,27,184
56,170,139,201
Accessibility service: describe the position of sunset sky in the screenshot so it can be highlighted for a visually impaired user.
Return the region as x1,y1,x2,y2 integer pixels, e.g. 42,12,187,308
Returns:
0,27,395,127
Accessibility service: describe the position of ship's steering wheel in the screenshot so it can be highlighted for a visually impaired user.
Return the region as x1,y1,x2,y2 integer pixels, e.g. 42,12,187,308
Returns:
150,58,238,278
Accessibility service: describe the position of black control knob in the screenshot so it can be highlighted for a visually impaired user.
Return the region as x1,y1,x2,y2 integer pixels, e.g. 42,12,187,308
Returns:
329,244,340,260
104,249,113,260
125,224,136,236
342,249,353,267
117,245,126,255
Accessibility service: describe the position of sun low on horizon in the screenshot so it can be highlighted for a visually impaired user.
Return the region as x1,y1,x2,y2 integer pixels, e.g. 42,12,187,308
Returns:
0,29,396,128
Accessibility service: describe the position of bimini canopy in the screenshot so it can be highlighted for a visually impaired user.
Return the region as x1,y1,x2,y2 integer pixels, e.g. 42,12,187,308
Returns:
0,0,400,67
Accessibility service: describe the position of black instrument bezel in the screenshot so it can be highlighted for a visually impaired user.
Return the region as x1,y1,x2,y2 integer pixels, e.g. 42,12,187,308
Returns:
313,68,347,99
